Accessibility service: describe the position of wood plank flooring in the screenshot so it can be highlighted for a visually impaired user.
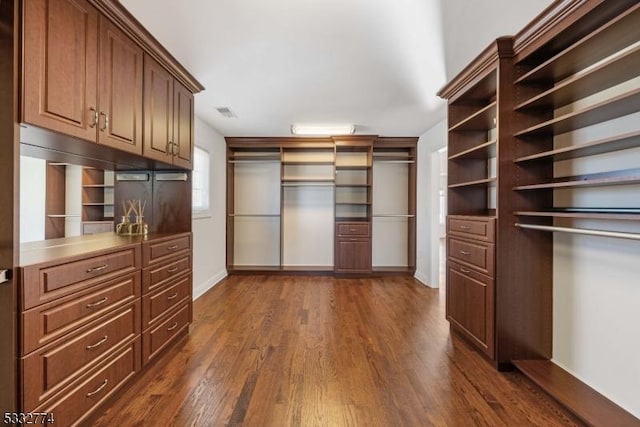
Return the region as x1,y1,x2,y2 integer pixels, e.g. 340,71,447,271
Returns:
92,275,582,426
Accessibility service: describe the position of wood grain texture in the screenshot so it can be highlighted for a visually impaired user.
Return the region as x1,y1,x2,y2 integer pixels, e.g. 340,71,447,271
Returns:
91,275,582,426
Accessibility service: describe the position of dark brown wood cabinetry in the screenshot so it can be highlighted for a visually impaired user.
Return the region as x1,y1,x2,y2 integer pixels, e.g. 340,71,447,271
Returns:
17,233,192,425
144,55,194,168
335,222,371,273
23,0,143,155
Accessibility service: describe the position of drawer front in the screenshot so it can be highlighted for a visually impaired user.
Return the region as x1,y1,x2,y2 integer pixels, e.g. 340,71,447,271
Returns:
447,261,494,358
22,302,140,410
39,338,140,426
142,273,191,330
142,254,191,294
142,302,190,365
143,234,191,266
336,222,370,237
23,246,140,310
447,216,495,243
22,272,140,355
447,237,495,277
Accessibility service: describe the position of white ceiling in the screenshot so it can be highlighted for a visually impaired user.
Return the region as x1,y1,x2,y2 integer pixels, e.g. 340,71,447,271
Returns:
121,0,553,137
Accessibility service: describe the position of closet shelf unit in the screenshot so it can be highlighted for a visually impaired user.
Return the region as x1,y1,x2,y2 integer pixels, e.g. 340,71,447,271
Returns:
81,167,114,235
226,136,416,276
509,0,640,424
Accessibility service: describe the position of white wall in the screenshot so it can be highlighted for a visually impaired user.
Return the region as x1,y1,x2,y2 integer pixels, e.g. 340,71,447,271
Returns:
19,156,46,243
191,116,228,299
415,117,447,287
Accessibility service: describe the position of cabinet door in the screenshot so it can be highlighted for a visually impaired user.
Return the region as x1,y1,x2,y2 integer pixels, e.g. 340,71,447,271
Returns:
172,81,194,169
143,55,173,163
335,239,371,273
23,0,98,141
446,261,494,358
98,17,143,155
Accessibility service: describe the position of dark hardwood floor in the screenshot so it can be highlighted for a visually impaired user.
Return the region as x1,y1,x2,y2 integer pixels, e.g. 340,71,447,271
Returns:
93,275,581,426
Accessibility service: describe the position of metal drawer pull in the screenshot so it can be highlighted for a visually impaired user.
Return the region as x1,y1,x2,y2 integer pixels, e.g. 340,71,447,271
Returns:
459,251,471,255
349,228,357,232
86,335,108,350
350,238,357,241
89,107,98,128
167,293,179,300
86,297,108,308
167,266,179,273
167,322,179,331
460,225,470,229
99,112,108,132
460,268,471,274
86,379,108,397
167,245,179,250
86,264,109,273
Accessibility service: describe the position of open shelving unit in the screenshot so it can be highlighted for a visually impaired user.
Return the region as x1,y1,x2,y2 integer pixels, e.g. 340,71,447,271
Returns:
508,1,640,424
81,167,114,235
371,139,417,274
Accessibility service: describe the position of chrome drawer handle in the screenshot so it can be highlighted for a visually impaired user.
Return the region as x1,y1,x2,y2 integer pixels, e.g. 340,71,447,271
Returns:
167,293,178,300
459,251,471,255
99,112,108,132
459,226,470,230
167,322,179,331
89,107,98,128
86,335,108,350
86,264,108,273
86,297,108,308
349,228,357,232
460,268,471,274
167,245,179,250
86,379,108,397
167,266,179,273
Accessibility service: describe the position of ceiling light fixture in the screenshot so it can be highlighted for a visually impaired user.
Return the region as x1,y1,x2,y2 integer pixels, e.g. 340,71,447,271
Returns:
290,124,355,136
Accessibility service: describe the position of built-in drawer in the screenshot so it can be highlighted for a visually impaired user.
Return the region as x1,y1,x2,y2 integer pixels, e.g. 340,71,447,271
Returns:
336,222,370,237
21,245,140,310
142,273,191,330
22,301,140,410
21,271,140,355
142,302,190,365
142,254,191,295
447,261,494,358
447,236,495,277
37,338,140,426
447,215,495,243
143,234,191,266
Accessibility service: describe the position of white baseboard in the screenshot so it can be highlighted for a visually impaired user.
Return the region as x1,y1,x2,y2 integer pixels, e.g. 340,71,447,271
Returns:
414,271,438,288
193,270,228,300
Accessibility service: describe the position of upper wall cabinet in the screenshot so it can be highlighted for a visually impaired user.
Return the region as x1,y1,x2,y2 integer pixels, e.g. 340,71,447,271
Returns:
143,55,194,169
23,0,144,155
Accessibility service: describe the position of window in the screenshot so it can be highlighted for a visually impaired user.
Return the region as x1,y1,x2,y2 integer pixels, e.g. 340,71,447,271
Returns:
192,146,210,217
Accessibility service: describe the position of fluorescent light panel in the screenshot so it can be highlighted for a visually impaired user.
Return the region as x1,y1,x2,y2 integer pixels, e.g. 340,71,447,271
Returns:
290,124,355,136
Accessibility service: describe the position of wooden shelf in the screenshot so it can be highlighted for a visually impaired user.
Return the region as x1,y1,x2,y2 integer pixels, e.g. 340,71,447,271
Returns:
513,360,640,427
515,88,640,137
516,4,640,84
335,184,370,188
335,216,369,222
82,202,113,206
514,168,640,190
335,165,369,170
515,42,640,110
449,140,496,160
335,202,371,206
82,184,114,188
449,177,496,189
450,69,497,104
515,210,640,221
281,178,334,183
449,102,496,132
281,160,333,165
514,130,640,163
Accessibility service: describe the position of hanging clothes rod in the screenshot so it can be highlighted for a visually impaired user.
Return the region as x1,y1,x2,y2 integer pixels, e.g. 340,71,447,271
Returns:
515,223,640,241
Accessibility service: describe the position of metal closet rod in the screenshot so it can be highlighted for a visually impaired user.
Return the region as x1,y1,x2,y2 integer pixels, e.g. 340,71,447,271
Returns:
515,223,640,241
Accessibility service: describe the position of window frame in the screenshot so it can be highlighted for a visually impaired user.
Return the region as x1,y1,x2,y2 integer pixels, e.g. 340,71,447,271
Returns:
192,145,211,219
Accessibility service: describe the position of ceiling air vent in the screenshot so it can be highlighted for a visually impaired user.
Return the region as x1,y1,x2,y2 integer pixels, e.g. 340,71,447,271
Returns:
216,107,237,118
